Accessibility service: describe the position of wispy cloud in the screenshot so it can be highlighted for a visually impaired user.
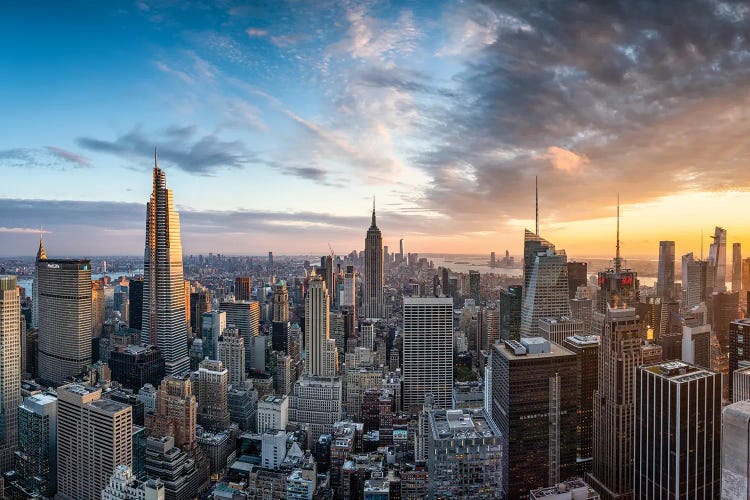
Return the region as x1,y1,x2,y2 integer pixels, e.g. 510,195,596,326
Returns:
154,61,193,84
0,147,91,169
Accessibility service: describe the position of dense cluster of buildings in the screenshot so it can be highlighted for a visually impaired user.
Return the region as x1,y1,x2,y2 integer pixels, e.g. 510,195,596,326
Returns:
2,162,750,499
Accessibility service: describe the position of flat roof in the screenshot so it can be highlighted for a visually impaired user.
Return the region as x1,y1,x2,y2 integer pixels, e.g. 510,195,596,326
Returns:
494,339,575,360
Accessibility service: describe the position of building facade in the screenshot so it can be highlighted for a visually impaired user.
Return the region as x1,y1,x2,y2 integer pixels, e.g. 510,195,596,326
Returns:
363,202,385,319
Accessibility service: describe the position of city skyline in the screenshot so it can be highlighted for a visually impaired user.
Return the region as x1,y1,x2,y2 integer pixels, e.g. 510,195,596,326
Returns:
4,2,750,256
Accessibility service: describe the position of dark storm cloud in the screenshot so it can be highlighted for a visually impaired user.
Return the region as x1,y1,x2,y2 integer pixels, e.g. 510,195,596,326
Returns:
418,0,750,224
76,126,252,175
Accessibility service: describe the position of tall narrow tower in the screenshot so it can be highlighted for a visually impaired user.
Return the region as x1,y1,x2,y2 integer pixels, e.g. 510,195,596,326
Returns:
304,273,337,377
32,231,46,329
142,151,190,376
0,276,21,473
363,199,384,319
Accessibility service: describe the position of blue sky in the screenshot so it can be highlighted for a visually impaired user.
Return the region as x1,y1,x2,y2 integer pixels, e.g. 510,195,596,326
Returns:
4,1,750,258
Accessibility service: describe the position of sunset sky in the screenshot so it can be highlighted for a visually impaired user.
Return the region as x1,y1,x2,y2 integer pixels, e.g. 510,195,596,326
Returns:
3,1,750,258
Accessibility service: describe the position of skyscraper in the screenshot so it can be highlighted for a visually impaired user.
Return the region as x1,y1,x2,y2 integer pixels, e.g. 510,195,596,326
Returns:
657,240,675,301
468,270,480,302
491,338,578,498
128,278,143,331
14,393,58,498
682,252,707,311
197,359,230,431
200,310,226,361
499,285,522,341
563,335,599,475
402,297,453,409
567,261,588,299
523,229,554,303
708,226,727,294
218,326,245,387
220,300,260,370
722,400,750,498
57,384,133,500
595,201,638,314
234,276,251,302
32,233,46,329
189,283,211,335
363,200,385,319
520,246,571,338
304,273,337,377
144,375,197,452
733,243,743,293
272,282,290,353
37,258,92,386
0,276,21,473
142,155,190,376
634,361,721,498
588,306,644,499
91,280,104,338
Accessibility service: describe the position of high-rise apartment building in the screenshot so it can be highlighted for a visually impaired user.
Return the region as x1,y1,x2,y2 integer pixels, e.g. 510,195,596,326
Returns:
521,247,571,338
218,326,245,386
588,306,644,499
491,338,578,498
197,359,230,432
363,201,385,319
234,276,252,302
427,409,502,498
304,274,337,377
0,276,21,473
402,297,453,410
14,393,58,498
37,258,92,386
57,384,133,500
142,157,190,376
634,361,721,498
220,300,260,370
657,241,676,301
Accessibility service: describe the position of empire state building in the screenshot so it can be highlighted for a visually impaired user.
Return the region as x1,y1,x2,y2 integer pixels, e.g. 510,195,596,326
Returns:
363,200,384,319
142,152,190,375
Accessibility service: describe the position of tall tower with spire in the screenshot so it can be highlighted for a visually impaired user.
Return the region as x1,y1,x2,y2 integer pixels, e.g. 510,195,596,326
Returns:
142,151,190,375
595,196,638,313
363,198,385,319
32,228,47,329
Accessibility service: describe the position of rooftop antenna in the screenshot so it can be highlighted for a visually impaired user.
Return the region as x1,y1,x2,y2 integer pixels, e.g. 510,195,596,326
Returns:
615,193,622,272
535,176,539,235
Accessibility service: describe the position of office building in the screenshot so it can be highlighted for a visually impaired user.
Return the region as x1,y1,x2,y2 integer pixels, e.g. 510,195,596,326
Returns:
468,270,480,302
682,253,707,311
197,359,230,431
427,408,502,498
257,394,289,433
521,246,572,338
144,376,197,452
14,393,57,498
363,201,385,319
220,300,260,370
234,276,251,302
189,284,210,336
32,234,46,329
272,282,290,353
92,280,105,337
108,344,165,392
342,265,356,308
564,335,600,475
289,375,342,442
491,338,578,498
539,316,583,345
37,258,92,386
403,297,453,409
730,318,750,401
634,361,721,498
57,384,133,500
499,285,522,341
733,243,743,293
722,400,750,498
657,241,675,301
735,366,750,402
200,310,225,361
228,382,257,432
129,278,144,331
588,306,643,499
523,229,555,302
101,464,165,500
567,261,588,299
218,327,245,386
274,352,293,396
304,273,338,377
142,157,190,376
714,291,740,348
144,435,209,500
707,226,727,294
0,276,21,473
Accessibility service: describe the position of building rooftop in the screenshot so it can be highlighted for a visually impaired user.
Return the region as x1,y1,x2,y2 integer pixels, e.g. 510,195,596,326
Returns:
90,398,131,414
496,338,575,360
643,361,716,382
565,335,600,347
429,409,497,441
529,477,599,499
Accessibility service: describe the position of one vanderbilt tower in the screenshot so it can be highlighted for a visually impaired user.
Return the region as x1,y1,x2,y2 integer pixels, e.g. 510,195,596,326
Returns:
142,151,190,375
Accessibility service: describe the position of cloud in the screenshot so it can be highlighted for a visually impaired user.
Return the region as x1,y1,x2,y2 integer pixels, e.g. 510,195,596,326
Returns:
0,147,91,169
76,126,253,174
154,61,193,84
0,227,50,234
541,147,588,174
334,7,421,61
246,28,268,37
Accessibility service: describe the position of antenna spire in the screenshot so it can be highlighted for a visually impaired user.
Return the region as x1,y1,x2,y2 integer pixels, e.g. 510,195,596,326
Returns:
535,176,539,235
615,193,622,271
371,196,377,227
154,147,159,169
